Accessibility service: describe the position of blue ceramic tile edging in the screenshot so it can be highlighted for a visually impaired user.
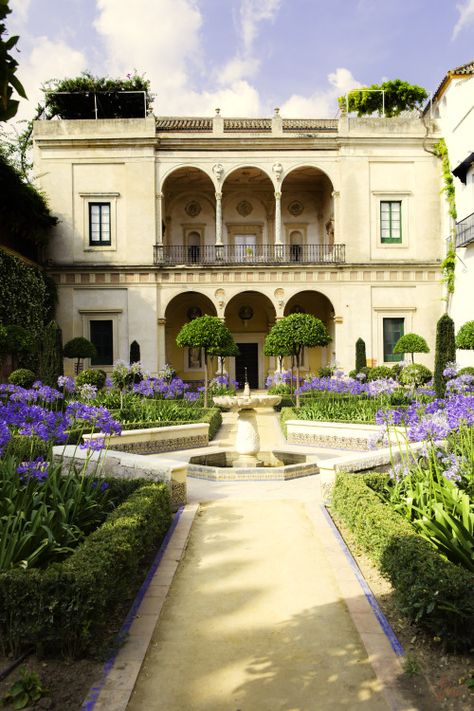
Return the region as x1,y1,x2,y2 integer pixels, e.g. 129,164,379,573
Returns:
321,505,404,657
81,505,185,710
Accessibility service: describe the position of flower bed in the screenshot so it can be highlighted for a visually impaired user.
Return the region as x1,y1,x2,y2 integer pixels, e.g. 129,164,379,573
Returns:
0,480,171,657
332,472,474,650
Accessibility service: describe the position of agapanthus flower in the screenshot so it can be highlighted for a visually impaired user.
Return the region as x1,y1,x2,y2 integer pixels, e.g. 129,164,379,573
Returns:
57,375,76,393
80,437,106,451
17,456,49,482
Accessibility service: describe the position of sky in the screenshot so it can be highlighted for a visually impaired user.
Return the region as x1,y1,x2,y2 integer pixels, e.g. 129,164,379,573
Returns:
6,0,474,122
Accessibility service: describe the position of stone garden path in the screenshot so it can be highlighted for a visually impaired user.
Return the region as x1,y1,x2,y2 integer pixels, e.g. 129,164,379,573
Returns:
92,408,421,711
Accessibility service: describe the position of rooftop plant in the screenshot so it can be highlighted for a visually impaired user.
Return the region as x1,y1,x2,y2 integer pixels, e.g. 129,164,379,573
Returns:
339,79,428,117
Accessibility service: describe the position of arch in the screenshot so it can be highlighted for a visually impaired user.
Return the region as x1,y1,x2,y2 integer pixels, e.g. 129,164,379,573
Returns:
221,164,274,188
164,291,217,381
224,290,276,389
281,163,336,190
283,290,335,373
159,164,214,191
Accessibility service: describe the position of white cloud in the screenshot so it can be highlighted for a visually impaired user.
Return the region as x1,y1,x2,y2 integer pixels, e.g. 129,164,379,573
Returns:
15,37,86,121
240,0,282,54
8,0,32,30
452,0,474,39
280,67,361,118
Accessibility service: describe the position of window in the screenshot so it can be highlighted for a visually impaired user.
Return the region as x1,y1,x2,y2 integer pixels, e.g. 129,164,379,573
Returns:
89,203,111,246
90,320,113,365
383,318,404,362
380,201,401,243
290,230,302,262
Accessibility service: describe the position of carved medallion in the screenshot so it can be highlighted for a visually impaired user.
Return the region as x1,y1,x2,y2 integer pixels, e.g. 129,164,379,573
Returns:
288,200,304,216
236,200,253,217
185,200,201,217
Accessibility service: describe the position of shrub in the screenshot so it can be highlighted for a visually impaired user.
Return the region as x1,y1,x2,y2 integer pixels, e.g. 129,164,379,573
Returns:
76,368,107,390
8,368,36,388
318,365,335,378
355,337,367,372
434,314,456,398
63,337,97,373
332,473,474,650
459,366,474,377
393,333,429,363
38,320,63,387
456,321,474,350
367,365,393,381
391,363,404,381
399,363,432,387
0,481,171,656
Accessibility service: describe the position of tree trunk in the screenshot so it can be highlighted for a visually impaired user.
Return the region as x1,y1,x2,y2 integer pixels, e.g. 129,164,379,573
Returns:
295,351,300,408
204,352,208,409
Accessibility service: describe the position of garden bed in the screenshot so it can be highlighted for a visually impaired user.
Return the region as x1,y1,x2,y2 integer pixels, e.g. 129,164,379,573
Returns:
332,472,474,650
0,480,171,658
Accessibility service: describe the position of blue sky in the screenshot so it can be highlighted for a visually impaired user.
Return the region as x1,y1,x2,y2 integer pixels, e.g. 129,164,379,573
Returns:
7,0,474,120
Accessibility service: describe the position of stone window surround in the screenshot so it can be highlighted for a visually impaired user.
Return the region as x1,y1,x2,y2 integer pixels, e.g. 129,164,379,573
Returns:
80,192,120,252
225,223,264,246
79,308,122,369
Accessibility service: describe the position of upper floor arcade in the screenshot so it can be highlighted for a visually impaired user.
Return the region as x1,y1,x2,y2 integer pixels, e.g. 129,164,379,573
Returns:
33,112,443,270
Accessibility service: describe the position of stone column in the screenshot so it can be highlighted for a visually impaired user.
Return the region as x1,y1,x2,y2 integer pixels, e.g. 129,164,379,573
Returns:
155,192,164,263
274,191,282,245
215,191,223,260
157,317,166,370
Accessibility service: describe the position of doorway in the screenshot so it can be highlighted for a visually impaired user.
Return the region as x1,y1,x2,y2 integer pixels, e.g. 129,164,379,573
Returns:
235,343,259,389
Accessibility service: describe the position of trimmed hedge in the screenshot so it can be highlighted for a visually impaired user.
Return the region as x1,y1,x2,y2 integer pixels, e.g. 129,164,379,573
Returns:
332,473,474,650
0,481,171,657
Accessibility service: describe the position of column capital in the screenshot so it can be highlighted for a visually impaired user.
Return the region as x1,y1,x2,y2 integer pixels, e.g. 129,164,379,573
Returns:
157,318,166,325
274,190,282,200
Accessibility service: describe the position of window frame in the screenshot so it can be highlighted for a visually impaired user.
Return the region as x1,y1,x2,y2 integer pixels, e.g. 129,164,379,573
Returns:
80,192,120,252
380,200,402,244
89,202,112,246
89,318,114,366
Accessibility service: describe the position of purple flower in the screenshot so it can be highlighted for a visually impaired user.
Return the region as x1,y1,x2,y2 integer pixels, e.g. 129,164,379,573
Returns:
0,420,11,455
17,456,49,482
58,375,76,393
80,437,106,451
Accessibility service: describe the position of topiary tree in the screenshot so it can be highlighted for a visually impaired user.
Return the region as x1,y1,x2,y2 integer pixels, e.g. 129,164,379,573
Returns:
63,336,97,374
38,320,63,386
216,332,239,378
434,314,456,398
456,321,474,351
176,315,236,408
76,368,107,390
339,79,427,117
355,338,367,373
393,333,430,364
264,329,292,386
129,340,141,364
264,314,331,406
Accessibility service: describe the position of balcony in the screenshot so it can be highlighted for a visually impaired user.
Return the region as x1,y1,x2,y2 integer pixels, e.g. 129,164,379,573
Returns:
456,211,474,248
153,243,345,266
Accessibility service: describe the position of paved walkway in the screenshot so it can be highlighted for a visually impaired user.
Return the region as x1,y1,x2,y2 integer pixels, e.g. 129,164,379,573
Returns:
92,408,418,711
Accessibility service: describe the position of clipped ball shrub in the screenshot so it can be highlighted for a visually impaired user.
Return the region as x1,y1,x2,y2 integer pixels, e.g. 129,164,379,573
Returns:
459,366,474,377
76,368,107,390
456,321,474,350
390,363,404,381
399,363,432,387
367,365,393,381
63,337,97,360
318,366,335,378
8,368,36,388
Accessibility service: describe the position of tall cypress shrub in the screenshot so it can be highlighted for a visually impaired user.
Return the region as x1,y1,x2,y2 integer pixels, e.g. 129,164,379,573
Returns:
355,338,367,373
434,314,455,398
39,320,63,386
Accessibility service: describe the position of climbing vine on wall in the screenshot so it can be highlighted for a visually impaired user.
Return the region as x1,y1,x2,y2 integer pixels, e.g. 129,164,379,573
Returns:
434,139,457,297
0,249,51,339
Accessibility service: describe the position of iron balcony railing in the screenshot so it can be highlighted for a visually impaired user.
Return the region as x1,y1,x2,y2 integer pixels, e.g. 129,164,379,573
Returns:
153,243,345,266
456,211,474,248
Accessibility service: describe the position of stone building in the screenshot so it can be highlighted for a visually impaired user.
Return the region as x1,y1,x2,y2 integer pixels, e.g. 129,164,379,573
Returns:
33,110,444,385
429,60,474,367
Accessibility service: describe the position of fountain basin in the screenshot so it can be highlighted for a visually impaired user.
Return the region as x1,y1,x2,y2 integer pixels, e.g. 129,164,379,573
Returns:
188,450,318,481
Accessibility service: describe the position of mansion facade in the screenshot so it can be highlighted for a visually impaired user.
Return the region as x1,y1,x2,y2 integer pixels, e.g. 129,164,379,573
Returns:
33,111,445,386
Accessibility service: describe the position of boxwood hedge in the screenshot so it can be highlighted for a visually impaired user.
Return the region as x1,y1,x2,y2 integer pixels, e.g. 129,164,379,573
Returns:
332,473,474,650
0,481,171,657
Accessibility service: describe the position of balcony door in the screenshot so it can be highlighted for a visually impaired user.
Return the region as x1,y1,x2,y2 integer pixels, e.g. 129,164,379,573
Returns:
235,233,257,260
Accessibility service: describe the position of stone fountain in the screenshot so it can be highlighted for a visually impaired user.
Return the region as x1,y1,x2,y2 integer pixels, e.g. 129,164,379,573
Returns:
213,380,282,468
